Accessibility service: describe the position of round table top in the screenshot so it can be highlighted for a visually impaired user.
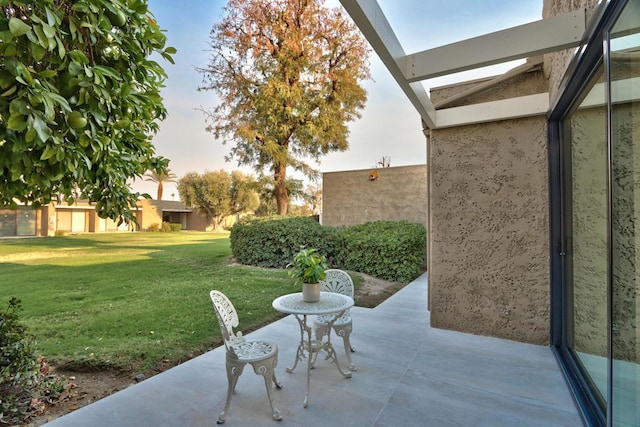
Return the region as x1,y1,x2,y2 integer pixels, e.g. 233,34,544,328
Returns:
272,292,354,315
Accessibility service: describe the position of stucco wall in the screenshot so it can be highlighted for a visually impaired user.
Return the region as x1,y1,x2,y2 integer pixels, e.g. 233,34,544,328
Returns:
429,116,550,344
428,65,551,344
322,165,427,230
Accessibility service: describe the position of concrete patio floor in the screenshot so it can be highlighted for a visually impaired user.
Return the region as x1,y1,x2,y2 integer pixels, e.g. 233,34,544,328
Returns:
44,273,583,427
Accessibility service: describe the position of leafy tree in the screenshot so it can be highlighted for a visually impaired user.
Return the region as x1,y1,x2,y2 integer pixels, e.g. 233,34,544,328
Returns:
199,0,370,215
0,0,175,223
254,175,304,217
144,168,177,200
177,170,258,229
229,170,259,217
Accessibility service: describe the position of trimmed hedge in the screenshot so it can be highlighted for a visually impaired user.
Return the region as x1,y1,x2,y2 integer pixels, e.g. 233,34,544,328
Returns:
335,221,426,283
229,216,337,268
147,222,182,232
230,217,426,283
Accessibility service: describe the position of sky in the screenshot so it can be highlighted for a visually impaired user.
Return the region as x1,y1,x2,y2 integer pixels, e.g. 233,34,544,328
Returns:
136,0,542,199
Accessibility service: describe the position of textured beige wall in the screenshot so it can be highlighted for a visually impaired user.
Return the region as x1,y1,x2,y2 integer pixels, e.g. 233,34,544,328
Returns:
429,116,550,344
322,165,427,230
428,66,551,344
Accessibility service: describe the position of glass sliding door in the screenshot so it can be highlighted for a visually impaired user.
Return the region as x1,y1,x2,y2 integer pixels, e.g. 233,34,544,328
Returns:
550,1,640,425
609,1,640,424
566,66,609,406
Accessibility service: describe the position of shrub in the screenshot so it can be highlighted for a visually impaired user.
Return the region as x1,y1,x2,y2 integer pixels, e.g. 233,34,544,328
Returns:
0,298,72,425
230,216,337,268
0,298,38,424
336,221,426,282
147,222,181,232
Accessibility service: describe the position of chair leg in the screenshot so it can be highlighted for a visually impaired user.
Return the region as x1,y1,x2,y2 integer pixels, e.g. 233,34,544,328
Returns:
272,366,283,389
218,361,244,424
334,325,356,371
252,357,282,421
341,333,356,371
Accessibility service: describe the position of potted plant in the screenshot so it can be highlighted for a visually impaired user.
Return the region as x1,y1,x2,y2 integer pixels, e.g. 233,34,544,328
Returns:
288,248,327,302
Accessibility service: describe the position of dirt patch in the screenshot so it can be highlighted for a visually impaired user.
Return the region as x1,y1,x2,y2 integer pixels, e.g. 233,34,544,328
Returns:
26,273,404,426
26,371,135,426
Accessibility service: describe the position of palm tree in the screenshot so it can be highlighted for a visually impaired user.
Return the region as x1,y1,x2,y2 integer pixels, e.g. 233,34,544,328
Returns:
144,169,178,200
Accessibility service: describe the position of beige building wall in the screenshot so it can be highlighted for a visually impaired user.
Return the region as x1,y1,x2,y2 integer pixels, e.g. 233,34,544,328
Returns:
322,164,427,230
425,0,604,345
428,68,550,344
138,200,165,230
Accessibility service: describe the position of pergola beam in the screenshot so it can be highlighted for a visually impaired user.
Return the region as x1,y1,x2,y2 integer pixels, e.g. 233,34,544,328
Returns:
434,93,550,129
339,0,437,128
402,9,586,82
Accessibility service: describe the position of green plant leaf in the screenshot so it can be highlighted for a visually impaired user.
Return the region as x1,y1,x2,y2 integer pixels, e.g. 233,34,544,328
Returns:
33,115,52,142
9,17,31,37
7,114,27,131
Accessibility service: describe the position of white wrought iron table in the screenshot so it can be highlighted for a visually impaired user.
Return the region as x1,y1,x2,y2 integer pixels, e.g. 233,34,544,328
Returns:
272,291,354,408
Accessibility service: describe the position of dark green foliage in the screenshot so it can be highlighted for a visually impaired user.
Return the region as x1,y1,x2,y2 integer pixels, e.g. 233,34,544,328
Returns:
230,217,426,283
336,221,426,283
0,298,37,424
0,298,70,425
230,216,337,268
0,0,175,223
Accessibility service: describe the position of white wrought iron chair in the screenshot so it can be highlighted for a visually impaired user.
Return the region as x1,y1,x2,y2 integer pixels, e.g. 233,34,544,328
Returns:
209,290,282,424
313,269,356,370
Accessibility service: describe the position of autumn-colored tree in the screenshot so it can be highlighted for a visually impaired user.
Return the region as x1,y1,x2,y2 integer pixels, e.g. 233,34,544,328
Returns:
177,170,259,229
199,0,370,215
0,0,175,223
144,168,177,200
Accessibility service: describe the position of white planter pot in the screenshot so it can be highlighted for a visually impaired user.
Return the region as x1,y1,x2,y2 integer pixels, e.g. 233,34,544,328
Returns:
302,283,320,302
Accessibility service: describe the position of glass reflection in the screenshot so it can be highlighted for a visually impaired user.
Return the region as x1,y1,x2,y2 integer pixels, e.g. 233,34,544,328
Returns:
569,66,608,404
609,0,640,424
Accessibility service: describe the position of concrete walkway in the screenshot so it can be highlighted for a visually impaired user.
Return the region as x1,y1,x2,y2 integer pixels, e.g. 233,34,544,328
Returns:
44,274,583,426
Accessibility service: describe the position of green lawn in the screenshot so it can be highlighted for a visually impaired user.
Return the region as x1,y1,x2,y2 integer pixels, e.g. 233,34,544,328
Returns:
0,232,299,374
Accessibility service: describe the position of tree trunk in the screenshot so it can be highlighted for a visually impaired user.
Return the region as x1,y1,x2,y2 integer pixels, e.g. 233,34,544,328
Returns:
274,163,288,215
157,183,164,200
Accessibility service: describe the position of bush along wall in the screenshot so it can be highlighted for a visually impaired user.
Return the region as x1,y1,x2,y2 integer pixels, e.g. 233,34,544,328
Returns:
336,221,426,283
229,216,338,268
230,217,426,283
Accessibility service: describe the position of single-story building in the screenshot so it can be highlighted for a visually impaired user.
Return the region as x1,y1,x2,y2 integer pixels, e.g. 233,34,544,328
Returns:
0,199,216,237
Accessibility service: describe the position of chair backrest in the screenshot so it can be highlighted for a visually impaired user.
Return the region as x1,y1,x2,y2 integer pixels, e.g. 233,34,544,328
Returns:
210,290,244,352
319,269,354,298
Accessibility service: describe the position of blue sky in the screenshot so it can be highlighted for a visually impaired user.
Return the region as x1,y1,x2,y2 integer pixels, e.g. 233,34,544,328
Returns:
137,0,541,199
